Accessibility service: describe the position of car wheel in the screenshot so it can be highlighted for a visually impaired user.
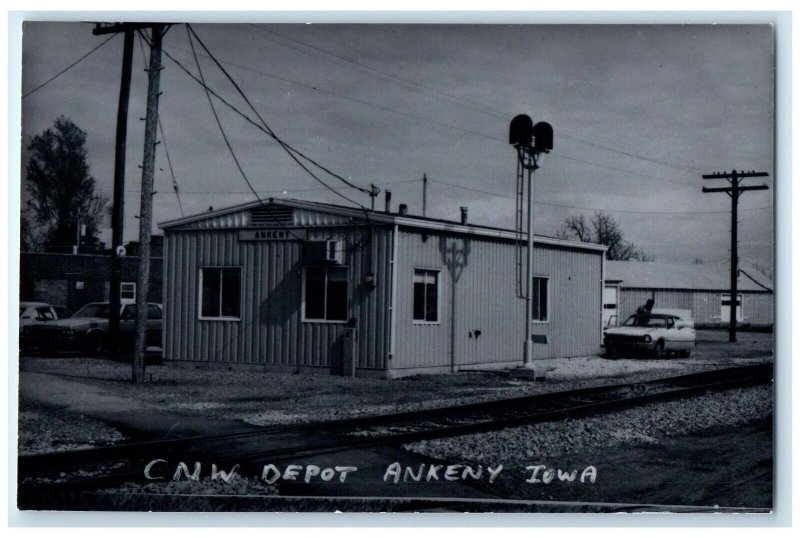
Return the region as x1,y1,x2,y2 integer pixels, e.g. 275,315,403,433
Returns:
653,340,666,359
83,333,105,356
606,344,619,359
679,349,691,358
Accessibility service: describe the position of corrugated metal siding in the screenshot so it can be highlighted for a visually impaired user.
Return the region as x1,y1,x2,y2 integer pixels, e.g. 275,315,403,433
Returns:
293,208,355,227
618,287,773,325
164,226,393,370
391,228,603,371
176,206,355,230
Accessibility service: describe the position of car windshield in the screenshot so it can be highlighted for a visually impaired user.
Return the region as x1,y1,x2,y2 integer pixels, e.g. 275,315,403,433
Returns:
623,314,669,328
72,303,110,319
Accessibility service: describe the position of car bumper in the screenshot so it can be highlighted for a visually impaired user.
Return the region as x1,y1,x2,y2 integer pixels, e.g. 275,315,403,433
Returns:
23,334,81,353
603,338,656,353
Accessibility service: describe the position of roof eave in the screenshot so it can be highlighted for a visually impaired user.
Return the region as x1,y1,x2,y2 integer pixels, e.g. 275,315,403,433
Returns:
159,198,607,253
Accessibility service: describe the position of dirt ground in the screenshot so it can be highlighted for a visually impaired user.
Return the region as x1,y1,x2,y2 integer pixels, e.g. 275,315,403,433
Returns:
17,330,773,448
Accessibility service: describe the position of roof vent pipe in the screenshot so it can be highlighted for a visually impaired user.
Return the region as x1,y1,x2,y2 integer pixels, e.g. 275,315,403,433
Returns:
460,206,468,225
385,190,392,213
398,203,408,216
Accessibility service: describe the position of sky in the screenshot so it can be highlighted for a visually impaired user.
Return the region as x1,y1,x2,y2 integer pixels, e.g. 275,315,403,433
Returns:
18,22,775,272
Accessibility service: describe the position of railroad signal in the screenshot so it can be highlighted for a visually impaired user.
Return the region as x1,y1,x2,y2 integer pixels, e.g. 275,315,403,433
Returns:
533,121,553,152
509,114,553,370
509,114,533,146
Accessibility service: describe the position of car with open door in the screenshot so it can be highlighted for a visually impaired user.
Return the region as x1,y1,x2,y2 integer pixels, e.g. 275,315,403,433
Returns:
603,308,696,358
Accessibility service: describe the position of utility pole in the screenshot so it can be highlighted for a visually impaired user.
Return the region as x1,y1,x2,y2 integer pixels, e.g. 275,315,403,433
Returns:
702,169,768,343
133,24,166,383
369,183,378,211
422,173,428,217
93,24,135,356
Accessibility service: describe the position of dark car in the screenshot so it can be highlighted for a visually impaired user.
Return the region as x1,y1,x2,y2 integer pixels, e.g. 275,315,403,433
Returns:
22,301,163,356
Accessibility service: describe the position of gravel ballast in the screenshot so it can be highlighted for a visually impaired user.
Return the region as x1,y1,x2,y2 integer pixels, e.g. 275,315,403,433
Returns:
18,400,127,456
404,385,773,465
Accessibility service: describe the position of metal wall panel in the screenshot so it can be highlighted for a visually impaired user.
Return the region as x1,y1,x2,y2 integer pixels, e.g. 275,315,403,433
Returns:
390,228,603,372
618,287,773,326
164,226,393,370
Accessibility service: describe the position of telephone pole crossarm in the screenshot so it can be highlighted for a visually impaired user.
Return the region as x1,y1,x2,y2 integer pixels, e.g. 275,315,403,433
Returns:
702,171,768,180
702,186,734,193
701,168,769,344
93,23,164,35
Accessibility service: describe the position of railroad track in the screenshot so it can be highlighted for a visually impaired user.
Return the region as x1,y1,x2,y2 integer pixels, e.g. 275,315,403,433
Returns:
18,363,772,488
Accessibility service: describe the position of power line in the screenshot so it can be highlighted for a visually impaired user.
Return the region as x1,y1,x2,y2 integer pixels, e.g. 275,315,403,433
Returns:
430,179,771,216
137,31,184,217
125,178,421,195
157,118,184,217
186,25,371,205
169,42,503,149
169,35,703,192
245,25,709,177
186,26,264,205
183,25,372,249
23,33,118,99
245,25,506,123
558,132,704,174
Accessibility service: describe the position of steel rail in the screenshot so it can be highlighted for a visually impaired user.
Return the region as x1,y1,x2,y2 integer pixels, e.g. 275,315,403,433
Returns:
19,363,772,485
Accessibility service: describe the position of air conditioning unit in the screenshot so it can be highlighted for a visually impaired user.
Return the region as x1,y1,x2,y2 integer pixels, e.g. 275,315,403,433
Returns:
326,240,344,264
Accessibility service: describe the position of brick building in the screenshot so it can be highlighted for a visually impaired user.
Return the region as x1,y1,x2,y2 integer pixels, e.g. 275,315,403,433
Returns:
19,252,163,314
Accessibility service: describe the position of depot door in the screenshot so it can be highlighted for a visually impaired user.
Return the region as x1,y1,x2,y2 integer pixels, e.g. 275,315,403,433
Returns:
603,285,619,327
720,293,743,323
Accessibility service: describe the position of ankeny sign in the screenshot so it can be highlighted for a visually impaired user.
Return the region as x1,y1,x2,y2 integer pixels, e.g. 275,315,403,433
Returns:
239,229,307,241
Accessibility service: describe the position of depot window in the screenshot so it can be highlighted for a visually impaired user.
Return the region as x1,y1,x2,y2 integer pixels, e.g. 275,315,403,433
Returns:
199,267,241,320
532,277,549,322
413,269,439,323
303,267,348,322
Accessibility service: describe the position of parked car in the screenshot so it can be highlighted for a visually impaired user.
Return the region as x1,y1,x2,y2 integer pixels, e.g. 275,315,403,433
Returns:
22,301,163,356
19,302,62,330
603,309,696,358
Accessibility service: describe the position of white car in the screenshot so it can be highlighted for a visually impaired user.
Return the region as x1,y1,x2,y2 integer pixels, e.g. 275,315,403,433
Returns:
603,308,696,358
19,302,67,330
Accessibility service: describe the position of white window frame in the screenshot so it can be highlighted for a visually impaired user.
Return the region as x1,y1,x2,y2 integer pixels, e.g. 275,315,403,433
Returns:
720,292,744,322
198,266,243,321
531,276,550,324
412,268,441,325
301,266,350,324
120,281,136,301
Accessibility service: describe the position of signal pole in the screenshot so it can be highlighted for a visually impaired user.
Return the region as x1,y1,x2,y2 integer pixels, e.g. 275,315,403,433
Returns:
133,23,167,383
702,169,768,343
508,116,553,368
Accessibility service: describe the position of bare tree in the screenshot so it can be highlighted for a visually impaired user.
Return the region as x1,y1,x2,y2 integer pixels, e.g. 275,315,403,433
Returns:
558,211,654,261
558,214,593,242
24,116,107,252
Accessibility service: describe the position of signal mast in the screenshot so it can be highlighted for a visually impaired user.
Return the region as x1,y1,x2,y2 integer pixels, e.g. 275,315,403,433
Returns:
509,115,553,368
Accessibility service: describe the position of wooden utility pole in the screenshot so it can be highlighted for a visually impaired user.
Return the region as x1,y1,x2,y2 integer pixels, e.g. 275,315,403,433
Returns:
93,24,135,355
133,24,166,383
702,169,769,343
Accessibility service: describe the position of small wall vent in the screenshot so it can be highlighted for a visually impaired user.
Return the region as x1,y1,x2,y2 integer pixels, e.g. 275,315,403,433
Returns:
251,205,294,227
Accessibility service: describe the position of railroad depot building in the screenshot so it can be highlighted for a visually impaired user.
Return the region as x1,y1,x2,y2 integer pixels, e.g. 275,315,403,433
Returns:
160,199,606,378
604,260,774,329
